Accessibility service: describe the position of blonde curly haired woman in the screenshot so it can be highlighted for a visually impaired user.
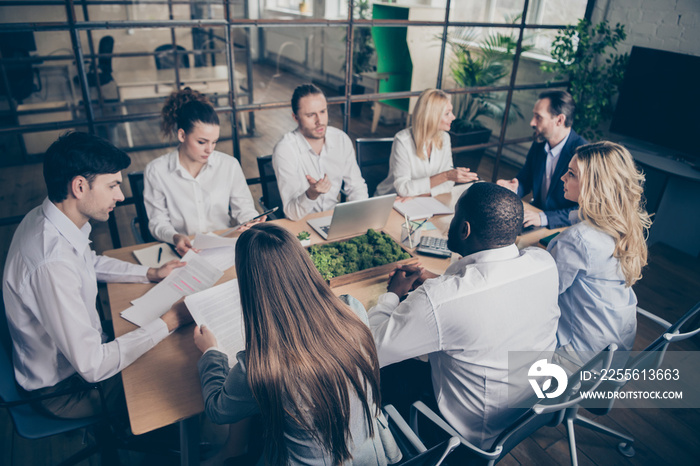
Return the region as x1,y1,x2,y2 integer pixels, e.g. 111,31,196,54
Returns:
375,89,478,197
548,141,652,353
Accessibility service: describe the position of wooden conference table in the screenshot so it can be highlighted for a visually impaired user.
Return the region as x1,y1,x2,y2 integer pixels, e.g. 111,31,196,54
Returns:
104,185,561,465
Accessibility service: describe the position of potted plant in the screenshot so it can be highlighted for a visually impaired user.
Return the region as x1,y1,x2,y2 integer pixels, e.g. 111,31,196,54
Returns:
340,0,376,117
446,18,530,170
297,230,311,247
540,19,628,141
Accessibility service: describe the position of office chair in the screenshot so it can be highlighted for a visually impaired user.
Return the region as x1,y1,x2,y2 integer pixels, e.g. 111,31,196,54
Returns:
383,404,460,466
128,171,156,244
0,292,115,466
256,155,284,219
74,35,114,88
154,44,190,70
356,137,393,196
410,344,618,466
560,302,700,461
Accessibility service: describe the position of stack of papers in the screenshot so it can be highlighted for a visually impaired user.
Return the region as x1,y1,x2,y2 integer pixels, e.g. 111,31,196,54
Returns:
120,250,223,327
393,197,453,221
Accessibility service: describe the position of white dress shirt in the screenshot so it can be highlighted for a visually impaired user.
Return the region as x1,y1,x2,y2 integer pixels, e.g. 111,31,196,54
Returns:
144,149,259,243
2,198,169,391
539,132,569,226
369,245,560,449
375,128,454,197
548,221,638,353
272,127,368,221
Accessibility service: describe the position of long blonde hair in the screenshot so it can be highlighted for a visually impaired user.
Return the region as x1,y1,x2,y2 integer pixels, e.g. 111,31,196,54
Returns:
574,141,652,286
235,223,381,465
412,89,449,160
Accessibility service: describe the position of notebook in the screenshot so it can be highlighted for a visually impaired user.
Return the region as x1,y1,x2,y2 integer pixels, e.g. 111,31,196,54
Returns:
393,196,453,221
306,194,397,240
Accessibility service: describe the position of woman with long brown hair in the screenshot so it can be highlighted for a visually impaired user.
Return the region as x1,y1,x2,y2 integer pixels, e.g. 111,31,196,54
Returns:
193,223,396,465
375,88,478,197
549,141,652,354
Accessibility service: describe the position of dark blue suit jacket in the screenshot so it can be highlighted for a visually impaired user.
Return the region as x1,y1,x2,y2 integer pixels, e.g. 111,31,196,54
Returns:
516,129,587,228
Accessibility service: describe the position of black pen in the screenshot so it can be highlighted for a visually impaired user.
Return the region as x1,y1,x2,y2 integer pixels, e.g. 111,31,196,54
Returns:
157,246,163,264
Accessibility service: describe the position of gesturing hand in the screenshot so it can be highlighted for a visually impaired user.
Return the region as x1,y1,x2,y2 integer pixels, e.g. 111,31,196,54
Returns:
305,174,331,200
496,178,519,194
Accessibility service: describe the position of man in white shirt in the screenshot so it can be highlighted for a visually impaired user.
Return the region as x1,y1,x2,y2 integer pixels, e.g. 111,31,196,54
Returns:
369,182,560,449
497,90,586,228
272,84,368,221
3,132,192,420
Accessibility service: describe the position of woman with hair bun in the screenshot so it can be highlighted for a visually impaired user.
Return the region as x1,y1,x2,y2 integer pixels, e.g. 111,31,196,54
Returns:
549,141,652,354
144,88,262,255
375,88,478,197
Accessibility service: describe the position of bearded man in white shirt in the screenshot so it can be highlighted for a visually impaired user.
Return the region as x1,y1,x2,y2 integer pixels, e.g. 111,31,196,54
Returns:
272,84,368,221
3,132,193,420
369,182,560,449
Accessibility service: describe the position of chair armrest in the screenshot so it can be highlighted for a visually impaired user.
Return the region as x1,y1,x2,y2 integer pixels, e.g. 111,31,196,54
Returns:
410,401,502,460
383,404,427,454
637,307,672,330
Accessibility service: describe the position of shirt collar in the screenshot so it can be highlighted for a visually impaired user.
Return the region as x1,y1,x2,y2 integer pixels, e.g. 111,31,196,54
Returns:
545,130,570,158
42,197,92,252
293,128,325,157
168,148,217,177
448,244,520,274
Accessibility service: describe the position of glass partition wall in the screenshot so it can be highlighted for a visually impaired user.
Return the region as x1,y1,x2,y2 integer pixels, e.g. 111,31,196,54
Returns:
0,0,591,248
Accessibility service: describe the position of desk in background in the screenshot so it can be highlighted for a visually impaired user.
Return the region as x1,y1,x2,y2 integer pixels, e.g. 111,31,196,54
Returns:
103,185,558,465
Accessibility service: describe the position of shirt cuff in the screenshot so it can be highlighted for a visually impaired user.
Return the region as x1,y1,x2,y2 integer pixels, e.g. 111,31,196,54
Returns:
142,317,169,341
377,292,400,308
203,346,226,355
539,212,548,227
135,264,151,283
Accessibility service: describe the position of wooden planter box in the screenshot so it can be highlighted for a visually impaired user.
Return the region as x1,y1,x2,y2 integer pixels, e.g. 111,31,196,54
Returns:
308,232,418,289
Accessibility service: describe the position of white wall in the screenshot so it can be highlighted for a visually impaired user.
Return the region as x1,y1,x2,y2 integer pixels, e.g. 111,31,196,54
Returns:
593,0,700,57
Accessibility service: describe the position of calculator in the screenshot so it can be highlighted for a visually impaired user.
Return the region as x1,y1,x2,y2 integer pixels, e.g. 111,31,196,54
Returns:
416,236,452,258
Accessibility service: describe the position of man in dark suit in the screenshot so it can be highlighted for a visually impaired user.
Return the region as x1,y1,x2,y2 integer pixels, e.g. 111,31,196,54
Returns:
498,90,587,228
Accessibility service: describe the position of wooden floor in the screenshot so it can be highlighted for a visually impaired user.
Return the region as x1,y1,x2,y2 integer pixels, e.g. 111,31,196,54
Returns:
2,63,700,465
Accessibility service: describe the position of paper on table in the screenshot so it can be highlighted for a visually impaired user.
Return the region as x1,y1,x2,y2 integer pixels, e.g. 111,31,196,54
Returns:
193,233,237,272
132,243,179,268
393,197,453,221
121,251,223,327
185,280,245,367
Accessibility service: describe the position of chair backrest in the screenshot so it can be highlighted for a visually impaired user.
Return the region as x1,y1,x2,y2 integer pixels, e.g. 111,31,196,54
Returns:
97,35,114,75
256,155,284,219
128,171,156,244
356,137,393,196
154,44,190,70
401,437,460,466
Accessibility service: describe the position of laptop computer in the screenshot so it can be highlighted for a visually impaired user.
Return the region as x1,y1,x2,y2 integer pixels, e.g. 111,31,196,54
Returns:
307,194,397,241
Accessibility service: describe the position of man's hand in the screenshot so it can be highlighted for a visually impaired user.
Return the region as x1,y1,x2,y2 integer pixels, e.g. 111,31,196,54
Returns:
193,325,218,353
160,298,194,332
173,234,200,256
305,174,331,200
447,167,479,184
237,215,267,232
496,178,519,194
146,259,186,282
387,265,423,298
523,209,542,228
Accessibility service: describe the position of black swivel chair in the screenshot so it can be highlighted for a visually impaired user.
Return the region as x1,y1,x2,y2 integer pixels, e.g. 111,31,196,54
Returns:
74,35,114,88
154,44,191,70
355,137,393,197
256,155,284,219
128,171,156,244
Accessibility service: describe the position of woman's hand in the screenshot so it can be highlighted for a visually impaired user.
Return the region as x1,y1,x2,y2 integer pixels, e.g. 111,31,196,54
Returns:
446,167,479,184
193,325,219,353
173,234,200,256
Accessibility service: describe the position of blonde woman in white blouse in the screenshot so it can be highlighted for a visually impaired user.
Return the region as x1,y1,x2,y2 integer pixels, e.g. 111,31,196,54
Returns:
375,89,478,197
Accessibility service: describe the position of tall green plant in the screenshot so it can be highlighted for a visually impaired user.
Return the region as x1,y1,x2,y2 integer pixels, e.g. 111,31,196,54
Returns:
541,19,628,140
447,20,531,133
341,0,375,78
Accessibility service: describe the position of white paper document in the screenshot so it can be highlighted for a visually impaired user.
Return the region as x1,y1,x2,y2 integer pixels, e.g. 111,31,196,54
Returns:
185,280,245,367
393,197,453,220
121,251,224,327
132,243,179,268
193,233,237,272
